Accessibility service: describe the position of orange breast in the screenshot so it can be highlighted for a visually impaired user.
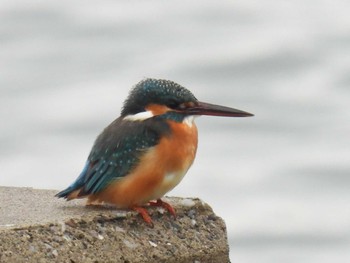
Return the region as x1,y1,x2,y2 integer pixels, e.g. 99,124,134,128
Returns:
89,119,198,208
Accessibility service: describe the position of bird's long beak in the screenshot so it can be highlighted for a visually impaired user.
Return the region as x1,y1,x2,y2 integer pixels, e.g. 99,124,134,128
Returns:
186,101,254,117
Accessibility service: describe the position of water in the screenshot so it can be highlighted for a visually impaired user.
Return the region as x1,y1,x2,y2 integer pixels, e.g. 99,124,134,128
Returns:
1,1,350,262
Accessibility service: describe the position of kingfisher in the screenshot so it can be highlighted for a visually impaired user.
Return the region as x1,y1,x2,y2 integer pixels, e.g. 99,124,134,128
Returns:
56,78,253,225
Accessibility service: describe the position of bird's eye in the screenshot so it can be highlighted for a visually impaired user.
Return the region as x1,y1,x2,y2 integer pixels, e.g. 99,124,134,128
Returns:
168,100,179,109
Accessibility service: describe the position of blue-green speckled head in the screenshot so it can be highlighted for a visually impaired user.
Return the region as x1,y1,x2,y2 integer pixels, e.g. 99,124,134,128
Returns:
121,79,198,116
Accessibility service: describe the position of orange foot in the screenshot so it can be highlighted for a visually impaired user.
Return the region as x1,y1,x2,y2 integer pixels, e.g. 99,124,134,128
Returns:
132,199,176,226
149,199,176,219
132,206,154,227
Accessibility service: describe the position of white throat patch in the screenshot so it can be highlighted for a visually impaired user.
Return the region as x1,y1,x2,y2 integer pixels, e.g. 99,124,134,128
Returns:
123,111,154,121
183,116,196,127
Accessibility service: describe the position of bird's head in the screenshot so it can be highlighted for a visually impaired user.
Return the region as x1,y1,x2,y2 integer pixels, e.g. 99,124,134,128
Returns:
121,78,253,121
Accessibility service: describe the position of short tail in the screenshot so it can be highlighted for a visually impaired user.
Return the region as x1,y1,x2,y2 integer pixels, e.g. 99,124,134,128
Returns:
55,161,89,200
55,186,76,199
55,185,86,200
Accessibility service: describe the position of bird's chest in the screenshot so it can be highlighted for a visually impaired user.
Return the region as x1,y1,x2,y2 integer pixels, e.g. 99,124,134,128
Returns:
151,118,198,198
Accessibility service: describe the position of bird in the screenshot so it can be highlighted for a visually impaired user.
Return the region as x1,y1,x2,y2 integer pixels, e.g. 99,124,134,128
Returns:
56,78,253,225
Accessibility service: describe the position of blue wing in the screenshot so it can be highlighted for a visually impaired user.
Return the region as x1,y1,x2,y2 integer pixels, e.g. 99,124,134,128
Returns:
56,117,170,199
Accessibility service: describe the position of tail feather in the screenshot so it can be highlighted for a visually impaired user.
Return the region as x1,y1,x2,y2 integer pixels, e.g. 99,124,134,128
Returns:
55,161,89,200
55,187,78,199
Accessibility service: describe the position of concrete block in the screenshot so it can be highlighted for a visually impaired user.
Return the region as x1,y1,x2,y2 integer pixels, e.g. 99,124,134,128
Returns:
0,187,230,263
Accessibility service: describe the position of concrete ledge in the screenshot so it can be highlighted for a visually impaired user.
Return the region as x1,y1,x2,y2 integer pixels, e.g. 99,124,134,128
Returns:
0,187,230,263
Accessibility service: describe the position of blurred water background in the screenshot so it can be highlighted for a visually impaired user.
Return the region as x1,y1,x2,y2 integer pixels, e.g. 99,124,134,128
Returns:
1,0,350,262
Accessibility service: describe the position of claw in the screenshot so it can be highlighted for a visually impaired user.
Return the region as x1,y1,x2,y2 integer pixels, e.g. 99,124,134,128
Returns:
132,206,154,227
149,199,176,219
132,199,176,226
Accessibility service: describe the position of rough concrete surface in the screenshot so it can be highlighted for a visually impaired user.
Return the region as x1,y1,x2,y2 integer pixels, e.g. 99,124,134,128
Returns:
0,187,230,263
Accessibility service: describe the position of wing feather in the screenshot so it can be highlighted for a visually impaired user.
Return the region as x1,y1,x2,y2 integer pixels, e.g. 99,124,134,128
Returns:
56,116,170,199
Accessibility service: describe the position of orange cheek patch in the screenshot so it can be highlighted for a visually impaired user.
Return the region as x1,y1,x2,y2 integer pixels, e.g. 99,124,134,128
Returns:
146,104,171,116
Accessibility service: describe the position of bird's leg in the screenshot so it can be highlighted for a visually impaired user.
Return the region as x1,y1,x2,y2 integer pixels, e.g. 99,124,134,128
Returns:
149,199,176,219
132,206,154,227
